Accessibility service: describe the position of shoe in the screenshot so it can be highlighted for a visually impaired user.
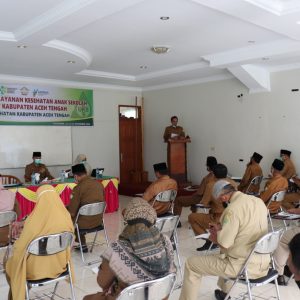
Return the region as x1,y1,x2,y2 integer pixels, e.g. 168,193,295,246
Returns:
270,275,286,286
74,245,88,253
190,205,197,213
177,221,182,228
296,280,300,289
277,275,286,286
197,240,213,251
214,289,230,300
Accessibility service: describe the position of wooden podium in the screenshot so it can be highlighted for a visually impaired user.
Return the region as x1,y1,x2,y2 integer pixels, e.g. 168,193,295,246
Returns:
167,138,191,185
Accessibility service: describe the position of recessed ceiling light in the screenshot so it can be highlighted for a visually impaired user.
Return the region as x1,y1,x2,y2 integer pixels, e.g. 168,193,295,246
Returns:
17,45,27,49
139,65,148,69
67,60,76,64
262,57,269,61
248,40,255,44
151,46,170,54
160,16,170,20
297,21,300,24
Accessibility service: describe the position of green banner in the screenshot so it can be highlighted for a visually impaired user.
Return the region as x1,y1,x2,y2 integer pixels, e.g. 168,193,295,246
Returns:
0,84,93,126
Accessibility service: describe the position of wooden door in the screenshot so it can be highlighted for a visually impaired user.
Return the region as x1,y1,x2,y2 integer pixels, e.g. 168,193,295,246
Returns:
119,106,142,183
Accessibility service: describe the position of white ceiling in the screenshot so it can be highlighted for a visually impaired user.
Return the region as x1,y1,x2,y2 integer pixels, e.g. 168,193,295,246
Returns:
1,0,300,91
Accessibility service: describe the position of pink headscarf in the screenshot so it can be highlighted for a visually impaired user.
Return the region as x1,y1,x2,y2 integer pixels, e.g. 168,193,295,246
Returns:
0,177,16,211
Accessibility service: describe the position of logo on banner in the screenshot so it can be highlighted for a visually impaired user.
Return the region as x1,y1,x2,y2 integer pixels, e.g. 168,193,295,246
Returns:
20,87,29,96
33,89,49,97
0,86,6,95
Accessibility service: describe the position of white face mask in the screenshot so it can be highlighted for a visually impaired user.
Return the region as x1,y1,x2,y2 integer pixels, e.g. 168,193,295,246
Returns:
34,159,41,165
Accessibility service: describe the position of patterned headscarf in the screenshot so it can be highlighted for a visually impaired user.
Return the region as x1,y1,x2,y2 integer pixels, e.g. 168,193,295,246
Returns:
124,197,156,226
102,197,174,284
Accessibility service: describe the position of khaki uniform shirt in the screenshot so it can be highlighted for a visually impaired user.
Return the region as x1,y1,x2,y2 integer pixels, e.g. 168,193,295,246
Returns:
217,192,269,277
238,163,263,193
163,125,185,142
68,176,104,229
143,175,178,215
195,172,215,196
281,158,296,179
260,175,288,203
24,162,54,182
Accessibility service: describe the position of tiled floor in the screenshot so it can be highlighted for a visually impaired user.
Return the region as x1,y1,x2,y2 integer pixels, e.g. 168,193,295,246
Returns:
1,195,300,299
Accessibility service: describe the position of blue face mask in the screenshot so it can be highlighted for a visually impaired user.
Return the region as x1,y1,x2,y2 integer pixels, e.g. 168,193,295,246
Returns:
34,159,41,165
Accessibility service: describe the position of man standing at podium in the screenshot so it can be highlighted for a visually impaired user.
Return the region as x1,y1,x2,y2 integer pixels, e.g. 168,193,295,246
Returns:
163,115,185,142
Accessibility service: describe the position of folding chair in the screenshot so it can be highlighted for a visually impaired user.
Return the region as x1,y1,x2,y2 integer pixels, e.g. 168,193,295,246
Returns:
245,175,263,195
117,272,176,300
194,203,210,214
152,189,177,216
25,231,75,300
155,215,182,288
266,191,286,231
224,229,283,300
0,211,17,272
74,202,108,264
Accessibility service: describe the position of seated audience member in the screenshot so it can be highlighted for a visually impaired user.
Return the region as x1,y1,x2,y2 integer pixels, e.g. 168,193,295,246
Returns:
163,115,185,142
5,185,74,300
188,164,237,251
260,159,288,212
179,181,269,300
280,149,296,179
24,151,54,182
142,162,177,216
287,233,300,287
74,153,92,176
67,163,104,251
273,207,300,286
0,178,21,246
238,152,263,194
83,197,175,300
173,156,218,219
281,176,300,209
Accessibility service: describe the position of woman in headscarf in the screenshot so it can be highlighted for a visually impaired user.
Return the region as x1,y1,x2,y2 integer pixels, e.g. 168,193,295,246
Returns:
0,177,20,246
83,197,175,300
5,185,74,300
74,154,92,176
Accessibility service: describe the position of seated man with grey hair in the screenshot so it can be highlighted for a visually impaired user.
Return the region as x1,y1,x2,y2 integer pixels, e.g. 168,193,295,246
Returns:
179,180,269,300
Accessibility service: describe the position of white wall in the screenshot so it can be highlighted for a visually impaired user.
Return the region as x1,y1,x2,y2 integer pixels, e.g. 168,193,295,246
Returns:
143,69,300,182
0,87,141,181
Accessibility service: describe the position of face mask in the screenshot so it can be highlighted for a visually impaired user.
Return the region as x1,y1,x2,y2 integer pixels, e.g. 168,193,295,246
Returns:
34,159,41,165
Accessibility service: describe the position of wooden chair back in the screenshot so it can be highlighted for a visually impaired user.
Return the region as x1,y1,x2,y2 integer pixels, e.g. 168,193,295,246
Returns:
0,175,22,185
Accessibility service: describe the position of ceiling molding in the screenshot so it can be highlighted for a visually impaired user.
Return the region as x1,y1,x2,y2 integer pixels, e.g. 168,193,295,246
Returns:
244,0,300,16
0,31,16,42
142,73,234,92
14,0,98,41
0,73,142,92
78,62,210,82
203,39,300,67
228,64,270,93
77,69,136,81
43,39,92,66
136,62,209,81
